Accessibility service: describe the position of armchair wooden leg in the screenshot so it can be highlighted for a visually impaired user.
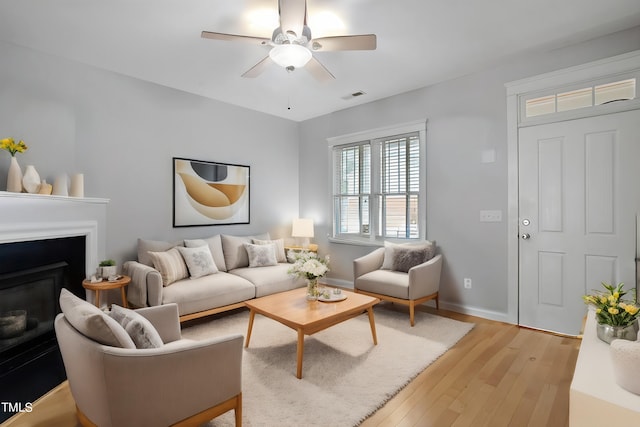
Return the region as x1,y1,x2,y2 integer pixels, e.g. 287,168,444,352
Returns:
435,294,439,310
409,302,415,327
235,393,242,427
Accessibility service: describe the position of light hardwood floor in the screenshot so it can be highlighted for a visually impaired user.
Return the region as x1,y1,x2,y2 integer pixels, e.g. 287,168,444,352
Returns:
2,305,580,427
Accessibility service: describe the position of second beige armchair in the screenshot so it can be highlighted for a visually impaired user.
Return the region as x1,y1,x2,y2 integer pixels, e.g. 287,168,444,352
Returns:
354,245,442,326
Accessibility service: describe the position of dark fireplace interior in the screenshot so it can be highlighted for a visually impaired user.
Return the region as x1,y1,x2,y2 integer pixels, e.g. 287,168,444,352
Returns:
0,236,85,422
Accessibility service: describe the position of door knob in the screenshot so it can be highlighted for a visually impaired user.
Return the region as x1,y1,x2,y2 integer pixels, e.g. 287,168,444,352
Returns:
521,233,531,240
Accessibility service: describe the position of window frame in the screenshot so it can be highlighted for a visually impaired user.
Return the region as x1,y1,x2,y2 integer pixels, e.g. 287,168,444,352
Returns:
327,120,427,245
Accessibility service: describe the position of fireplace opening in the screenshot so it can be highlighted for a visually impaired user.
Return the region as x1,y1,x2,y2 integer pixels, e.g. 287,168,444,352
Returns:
0,236,86,422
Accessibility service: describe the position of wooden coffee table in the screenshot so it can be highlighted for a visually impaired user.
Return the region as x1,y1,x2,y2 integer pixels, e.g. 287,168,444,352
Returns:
244,287,379,379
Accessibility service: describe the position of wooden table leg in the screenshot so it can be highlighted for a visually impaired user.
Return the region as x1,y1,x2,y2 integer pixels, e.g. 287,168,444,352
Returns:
296,329,305,379
94,290,100,308
245,310,256,348
121,287,128,308
367,307,378,345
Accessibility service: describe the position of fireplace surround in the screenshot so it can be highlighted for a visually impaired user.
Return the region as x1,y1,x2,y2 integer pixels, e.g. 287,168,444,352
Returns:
0,192,108,422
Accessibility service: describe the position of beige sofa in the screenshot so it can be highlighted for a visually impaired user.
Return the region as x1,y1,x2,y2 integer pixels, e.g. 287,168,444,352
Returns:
123,234,304,322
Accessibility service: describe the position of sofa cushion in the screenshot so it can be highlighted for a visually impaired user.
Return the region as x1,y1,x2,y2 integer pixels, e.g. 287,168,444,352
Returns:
59,288,135,348
109,304,164,349
221,233,270,270
184,235,227,272
355,270,411,300
148,247,189,286
244,243,278,267
161,272,256,316
137,238,183,267
382,240,436,271
230,264,304,298
177,245,218,278
252,238,286,263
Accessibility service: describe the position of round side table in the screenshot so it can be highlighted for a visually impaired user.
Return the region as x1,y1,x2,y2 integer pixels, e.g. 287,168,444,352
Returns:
82,275,131,308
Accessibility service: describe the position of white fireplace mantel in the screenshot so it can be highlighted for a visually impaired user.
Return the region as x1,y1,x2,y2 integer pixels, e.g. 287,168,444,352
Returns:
0,191,110,277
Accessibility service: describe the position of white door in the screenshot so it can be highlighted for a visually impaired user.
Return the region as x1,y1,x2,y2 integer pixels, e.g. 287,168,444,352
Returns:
519,110,640,335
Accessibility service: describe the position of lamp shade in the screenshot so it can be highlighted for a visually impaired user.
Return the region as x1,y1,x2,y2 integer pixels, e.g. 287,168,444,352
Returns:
292,218,314,238
269,44,312,68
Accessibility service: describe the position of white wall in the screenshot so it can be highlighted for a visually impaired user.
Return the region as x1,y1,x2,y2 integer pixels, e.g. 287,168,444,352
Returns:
298,26,640,321
0,41,301,267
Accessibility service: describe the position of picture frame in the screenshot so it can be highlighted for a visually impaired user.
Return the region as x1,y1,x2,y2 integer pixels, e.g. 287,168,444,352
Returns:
173,157,250,227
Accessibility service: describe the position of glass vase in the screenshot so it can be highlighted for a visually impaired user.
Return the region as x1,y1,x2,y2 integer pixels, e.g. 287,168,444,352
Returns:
306,278,318,301
596,320,639,344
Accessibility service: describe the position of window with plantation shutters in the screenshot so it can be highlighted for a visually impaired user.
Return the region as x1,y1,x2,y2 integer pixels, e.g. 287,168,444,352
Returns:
328,120,426,244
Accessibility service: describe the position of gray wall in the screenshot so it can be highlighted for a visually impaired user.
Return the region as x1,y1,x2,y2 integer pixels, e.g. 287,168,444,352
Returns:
298,26,640,321
0,41,301,267
0,26,638,322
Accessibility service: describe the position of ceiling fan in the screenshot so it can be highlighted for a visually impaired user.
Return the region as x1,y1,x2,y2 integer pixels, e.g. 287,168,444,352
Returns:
201,0,376,82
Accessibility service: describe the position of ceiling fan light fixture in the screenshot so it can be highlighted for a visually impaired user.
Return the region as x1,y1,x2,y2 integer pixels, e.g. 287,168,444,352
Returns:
269,44,312,69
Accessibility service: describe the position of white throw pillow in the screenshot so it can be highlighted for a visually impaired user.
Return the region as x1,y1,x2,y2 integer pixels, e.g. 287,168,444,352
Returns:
253,238,286,263
244,243,278,267
59,288,135,348
177,245,218,279
109,305,164,349
148,247,189,286
184,235,227,271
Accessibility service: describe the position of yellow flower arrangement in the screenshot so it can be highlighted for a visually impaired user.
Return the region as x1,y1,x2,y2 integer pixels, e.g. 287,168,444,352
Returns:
583,282,640,327
1,138,28,157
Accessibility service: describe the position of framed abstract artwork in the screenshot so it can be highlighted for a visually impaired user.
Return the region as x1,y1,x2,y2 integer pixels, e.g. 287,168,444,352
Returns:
173,157,250,227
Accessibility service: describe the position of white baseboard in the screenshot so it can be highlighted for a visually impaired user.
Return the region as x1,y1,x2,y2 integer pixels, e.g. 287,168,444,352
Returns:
332,279,512,324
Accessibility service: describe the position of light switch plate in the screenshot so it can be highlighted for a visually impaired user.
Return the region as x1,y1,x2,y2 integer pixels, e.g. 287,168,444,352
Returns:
480,210,502,222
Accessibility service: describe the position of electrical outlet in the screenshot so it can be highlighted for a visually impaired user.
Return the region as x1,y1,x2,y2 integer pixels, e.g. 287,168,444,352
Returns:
464,278,472,289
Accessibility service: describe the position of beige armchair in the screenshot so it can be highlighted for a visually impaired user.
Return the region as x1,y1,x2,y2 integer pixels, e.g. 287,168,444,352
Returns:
54,302,243,427
354,247,443,326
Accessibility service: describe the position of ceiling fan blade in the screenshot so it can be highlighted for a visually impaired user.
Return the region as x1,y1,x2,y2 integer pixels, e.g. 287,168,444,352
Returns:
278,0,306,39
311,34,377,51
305,57,335,82
241,56,273,78
201,31,270,46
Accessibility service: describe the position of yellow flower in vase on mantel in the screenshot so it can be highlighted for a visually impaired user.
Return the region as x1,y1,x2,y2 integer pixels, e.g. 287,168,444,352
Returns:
1,137,29,193
1,138,28,156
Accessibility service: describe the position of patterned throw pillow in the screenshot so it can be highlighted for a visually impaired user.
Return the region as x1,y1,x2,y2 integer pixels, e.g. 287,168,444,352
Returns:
109,304,164,349
177,245,218,279
243,243,278,267
147,247,189,286
252,238,286,263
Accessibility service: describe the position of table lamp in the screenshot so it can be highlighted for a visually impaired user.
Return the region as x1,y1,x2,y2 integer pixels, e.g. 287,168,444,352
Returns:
292,218,314,249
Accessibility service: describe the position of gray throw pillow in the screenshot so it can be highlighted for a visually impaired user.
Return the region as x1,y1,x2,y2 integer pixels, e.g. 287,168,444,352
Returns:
244,243,278,267
392,247,428,273
382,240,436,270
253,238,287,263
109,305,164,349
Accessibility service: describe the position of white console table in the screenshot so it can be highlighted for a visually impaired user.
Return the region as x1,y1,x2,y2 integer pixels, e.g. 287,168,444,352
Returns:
570,310,640,426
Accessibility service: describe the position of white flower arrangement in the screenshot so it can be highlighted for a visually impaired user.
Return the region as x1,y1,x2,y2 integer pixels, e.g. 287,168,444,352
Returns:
287,250,330,281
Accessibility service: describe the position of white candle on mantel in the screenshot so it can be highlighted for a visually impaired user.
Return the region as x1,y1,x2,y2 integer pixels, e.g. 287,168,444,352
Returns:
70,173,84,198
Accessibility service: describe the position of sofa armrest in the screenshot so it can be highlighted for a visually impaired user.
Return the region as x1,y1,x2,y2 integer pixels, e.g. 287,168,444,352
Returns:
408,254,443,300
134,303,182,344
123,261,163,307
353,247,385,280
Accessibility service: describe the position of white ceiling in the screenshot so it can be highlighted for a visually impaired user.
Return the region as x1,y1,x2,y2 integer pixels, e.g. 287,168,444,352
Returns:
1,0,639,122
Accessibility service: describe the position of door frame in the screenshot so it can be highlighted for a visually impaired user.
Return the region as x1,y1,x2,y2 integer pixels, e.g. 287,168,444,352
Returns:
504,50,640,326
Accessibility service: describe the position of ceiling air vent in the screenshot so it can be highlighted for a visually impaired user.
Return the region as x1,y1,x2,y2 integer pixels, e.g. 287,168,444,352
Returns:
341,90,366,100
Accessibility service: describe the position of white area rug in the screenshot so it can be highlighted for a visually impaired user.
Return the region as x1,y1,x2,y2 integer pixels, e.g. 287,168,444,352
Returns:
181,305,474,427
